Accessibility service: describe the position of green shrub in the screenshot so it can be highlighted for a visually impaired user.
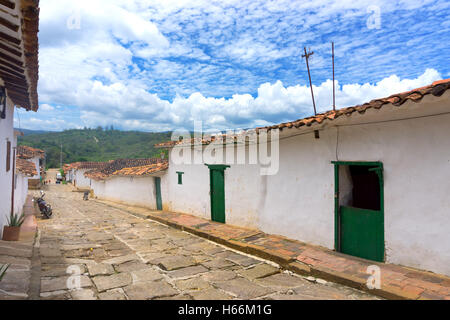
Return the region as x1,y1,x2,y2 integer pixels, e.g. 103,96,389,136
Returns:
0,264,9,282
7,212,25,227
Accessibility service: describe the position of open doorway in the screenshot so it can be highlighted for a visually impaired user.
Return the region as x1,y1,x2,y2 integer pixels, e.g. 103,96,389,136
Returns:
333,161,384,262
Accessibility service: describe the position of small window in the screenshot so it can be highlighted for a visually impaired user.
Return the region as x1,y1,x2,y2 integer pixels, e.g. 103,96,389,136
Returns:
6,140,11,172
176,171,184,185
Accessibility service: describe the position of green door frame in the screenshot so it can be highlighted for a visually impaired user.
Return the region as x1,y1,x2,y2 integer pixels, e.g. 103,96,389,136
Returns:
154,176,162,210
205,164,230,223
331,161,384,261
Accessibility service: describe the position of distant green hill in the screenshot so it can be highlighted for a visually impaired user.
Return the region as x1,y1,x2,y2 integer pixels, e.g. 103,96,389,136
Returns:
18,128,172,168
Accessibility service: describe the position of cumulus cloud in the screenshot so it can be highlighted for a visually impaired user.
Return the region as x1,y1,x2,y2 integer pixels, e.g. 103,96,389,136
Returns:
29,0,449,132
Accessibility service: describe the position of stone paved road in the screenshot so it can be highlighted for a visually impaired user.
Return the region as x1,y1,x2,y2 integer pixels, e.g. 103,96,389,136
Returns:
35,185,379,300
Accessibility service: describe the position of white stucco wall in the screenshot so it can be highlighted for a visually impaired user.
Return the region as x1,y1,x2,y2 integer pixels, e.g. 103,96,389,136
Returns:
166,146,262,229
92,175,163,210
0,100,15,238
74,169,91,188
14,172,29,215
29,156,40,179
165,94,450,276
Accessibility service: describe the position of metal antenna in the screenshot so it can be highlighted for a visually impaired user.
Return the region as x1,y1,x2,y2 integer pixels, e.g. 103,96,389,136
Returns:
332,42,335,111
302,47,317,115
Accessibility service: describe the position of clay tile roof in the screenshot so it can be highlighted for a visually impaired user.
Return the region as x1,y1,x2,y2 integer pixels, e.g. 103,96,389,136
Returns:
0,0,40,111
17,145,45,159
84,158,166,180
16,157,37,176
111,161,169,177
155,78,450,148
258,78,450,132
74,161,111,170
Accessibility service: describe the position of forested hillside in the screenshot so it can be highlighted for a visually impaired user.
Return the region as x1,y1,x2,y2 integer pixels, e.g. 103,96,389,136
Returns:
18,128,171,168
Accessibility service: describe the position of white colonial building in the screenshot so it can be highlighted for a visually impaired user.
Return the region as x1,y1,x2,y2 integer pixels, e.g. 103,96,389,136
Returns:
153,79,450,276
0,0,39,238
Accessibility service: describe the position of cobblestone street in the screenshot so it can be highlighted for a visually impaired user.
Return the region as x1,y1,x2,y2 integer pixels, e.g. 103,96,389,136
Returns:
35,185,378,300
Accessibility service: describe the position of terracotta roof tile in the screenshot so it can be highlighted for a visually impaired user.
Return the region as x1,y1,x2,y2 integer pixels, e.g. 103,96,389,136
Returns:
17,145,45,159
84,158,166,180
111,161,169,176
16,157,37,176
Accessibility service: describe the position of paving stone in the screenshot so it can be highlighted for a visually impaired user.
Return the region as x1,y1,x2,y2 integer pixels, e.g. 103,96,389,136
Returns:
167,265,209,279
39,247,62,257
213,278,275,299
255,273,307,289
102,254,140,265
0,244,33,258
157,255,197,271
131,267,163,282
98,288,128,300
86,233,114,242
202,258,236,270
41,275,92,292
40,290,71,300
155,294,192,300
87,263,115,276
0,270,30,294
124,281,178,300
142,252,171,264
225,252,260,267
60,243,101,251
237,264,280,279
71,288,97,300
0,255,31,271
175,278,211,291
114,260,148,273
41,264,86,277
92,273,133,292
191,288,233,300
201,270,238,282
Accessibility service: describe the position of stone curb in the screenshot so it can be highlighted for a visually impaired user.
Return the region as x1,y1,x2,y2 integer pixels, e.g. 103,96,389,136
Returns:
93,200,430,300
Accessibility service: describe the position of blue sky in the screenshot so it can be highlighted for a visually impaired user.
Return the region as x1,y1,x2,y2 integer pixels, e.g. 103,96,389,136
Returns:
15,0,450,132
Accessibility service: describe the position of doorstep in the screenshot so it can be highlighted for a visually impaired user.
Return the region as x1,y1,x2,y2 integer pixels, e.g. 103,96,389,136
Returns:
94,199,450,300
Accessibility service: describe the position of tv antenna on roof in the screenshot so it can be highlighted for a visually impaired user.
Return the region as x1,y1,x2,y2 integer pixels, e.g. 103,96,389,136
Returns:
302,47,317,116
332,42,336,111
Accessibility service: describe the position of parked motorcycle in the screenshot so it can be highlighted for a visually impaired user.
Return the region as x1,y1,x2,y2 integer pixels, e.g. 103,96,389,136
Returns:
33,190,53,219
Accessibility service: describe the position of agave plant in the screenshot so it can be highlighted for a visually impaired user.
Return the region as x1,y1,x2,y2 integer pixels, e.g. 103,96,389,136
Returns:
7,212,25,227
0,264,9,282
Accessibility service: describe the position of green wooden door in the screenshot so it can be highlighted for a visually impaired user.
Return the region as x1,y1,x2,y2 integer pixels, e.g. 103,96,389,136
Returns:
340,206,384,261
332,161,384,262
207,165,229,223
154,177,162,210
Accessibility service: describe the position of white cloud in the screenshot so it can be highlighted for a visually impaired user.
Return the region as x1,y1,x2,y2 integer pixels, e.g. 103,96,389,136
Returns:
33,0,448,132
62,68,441,132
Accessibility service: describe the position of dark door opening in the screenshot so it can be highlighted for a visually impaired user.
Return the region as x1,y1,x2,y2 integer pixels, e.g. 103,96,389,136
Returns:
333,161,384,262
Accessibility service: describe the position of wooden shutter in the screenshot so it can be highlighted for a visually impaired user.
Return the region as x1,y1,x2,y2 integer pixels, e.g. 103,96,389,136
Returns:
6,140,11,172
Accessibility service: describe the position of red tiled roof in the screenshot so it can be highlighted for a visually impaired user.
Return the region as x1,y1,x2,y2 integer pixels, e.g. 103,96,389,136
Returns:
84,158,166,180
16,157,37,176
0,0,40,111
155,79,450,148
111,161,169,177
17,145,45,159
258,79,450,132
71,161,112,170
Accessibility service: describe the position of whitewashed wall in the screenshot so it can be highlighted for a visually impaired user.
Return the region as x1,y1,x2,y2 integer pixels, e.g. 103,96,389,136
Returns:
0,99,15,238
166,93,450,276
92,175,163,210
74,169,91,188
29,156,40,179
14,172,29,215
